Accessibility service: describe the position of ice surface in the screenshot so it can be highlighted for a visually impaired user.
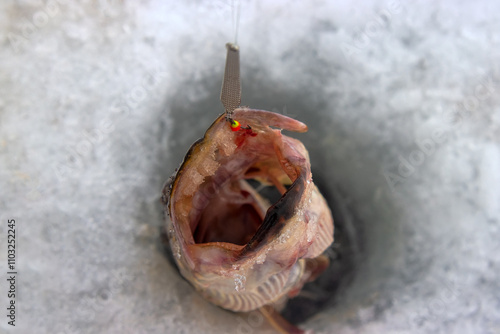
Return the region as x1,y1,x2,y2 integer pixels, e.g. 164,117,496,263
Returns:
0,1,499,334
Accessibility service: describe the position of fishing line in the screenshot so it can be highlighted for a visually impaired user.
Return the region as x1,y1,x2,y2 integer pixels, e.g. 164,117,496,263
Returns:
231,0,241,44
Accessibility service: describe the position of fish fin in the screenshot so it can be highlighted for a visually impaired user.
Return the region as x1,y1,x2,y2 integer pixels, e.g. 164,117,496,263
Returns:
259,304,313,334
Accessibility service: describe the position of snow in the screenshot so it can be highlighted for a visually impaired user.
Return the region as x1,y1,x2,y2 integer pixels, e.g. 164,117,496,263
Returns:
0,1,499,333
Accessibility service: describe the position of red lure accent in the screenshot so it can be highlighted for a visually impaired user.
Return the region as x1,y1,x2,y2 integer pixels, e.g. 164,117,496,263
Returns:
230,120,241,131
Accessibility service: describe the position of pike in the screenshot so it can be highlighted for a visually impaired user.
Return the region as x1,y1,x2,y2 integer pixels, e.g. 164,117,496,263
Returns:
162,42,334,334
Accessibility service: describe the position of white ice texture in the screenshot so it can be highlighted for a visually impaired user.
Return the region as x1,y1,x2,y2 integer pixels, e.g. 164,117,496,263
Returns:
0,1,499,333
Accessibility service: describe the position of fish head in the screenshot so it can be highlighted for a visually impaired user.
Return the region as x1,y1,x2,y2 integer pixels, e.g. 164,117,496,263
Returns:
163,108,334,312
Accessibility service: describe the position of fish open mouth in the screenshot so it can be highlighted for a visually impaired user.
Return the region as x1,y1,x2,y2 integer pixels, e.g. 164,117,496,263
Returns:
164,108,333,256
192,163,289,246
164,108,313,254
